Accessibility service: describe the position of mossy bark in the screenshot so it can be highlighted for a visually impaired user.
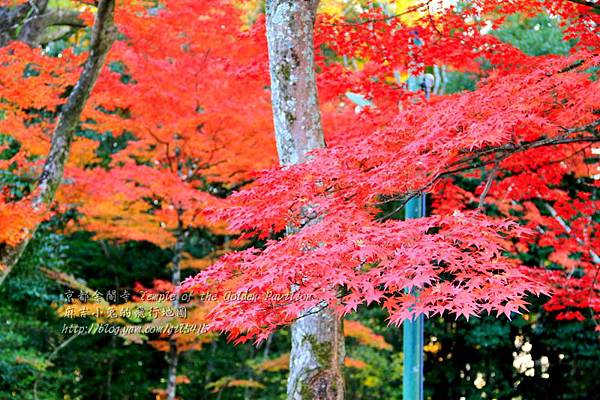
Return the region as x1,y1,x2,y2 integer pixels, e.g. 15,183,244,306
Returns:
265,1,345,399
266,0,325,165
0,0,85,47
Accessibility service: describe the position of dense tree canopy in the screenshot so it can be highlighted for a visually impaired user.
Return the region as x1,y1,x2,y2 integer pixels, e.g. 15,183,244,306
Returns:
182,0,599,341
0,0,598,399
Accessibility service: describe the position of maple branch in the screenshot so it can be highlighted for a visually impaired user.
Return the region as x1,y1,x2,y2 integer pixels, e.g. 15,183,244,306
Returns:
453,133,599,176
566,0,600,11
528,144,593,169
453,119,600,167
19,8,85,45
453,123,600,171
478,162,498,210
544,204,600,266
376,123,599,220
33,9,84,27
0,0,117,287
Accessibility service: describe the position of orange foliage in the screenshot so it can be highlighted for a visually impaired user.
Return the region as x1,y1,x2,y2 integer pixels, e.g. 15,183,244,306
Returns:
345,357,368,369
0,195,44,247
344,320,392,351
256,353,290,372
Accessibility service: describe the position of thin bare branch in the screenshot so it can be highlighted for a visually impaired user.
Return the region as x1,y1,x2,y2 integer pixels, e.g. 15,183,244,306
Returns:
478,162,498,210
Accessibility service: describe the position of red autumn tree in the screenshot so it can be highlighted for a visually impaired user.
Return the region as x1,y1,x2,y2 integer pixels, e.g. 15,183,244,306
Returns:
0,1,597,399
52,2,278,398
0,2,275,398
182,0,599,341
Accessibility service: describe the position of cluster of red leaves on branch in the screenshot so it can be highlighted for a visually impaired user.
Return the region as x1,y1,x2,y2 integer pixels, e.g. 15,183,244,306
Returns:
531,204,599,323
0,42,89,168
182,209,546,343
217,53,598,237
434,143,600,325
487,170,599,324
312,0,600,111
315,8,528,110
0,193,44,246
0,33,95,248
85,0,276,184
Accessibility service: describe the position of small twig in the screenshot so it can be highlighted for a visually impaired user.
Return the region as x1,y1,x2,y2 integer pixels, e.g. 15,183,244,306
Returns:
27,0,40,14
33,334,80,400
376,192,419,221
292,302,329,322
426,1,442,36
478,161,498,210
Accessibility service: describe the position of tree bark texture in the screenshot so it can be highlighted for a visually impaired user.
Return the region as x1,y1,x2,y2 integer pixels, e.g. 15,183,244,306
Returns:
265,1,345,399
0,0,84,47
166,222,185,400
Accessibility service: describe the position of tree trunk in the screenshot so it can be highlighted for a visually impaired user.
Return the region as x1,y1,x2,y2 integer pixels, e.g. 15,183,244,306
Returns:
0,0,117,286
166,220,185,400
165,338,179,400
265,1,345,399
266,0,325,164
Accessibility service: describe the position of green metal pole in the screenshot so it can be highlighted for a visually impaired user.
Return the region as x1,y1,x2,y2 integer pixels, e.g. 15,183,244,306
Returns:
402,193,426,400
402,29,433,398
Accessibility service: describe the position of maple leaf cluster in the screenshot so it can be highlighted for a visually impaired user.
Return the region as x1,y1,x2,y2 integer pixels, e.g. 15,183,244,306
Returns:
183,208,548,342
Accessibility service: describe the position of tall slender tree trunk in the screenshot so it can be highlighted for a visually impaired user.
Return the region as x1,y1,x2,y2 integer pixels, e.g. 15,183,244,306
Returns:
265,2,345,399
165,337,179,400
166,218,185,400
